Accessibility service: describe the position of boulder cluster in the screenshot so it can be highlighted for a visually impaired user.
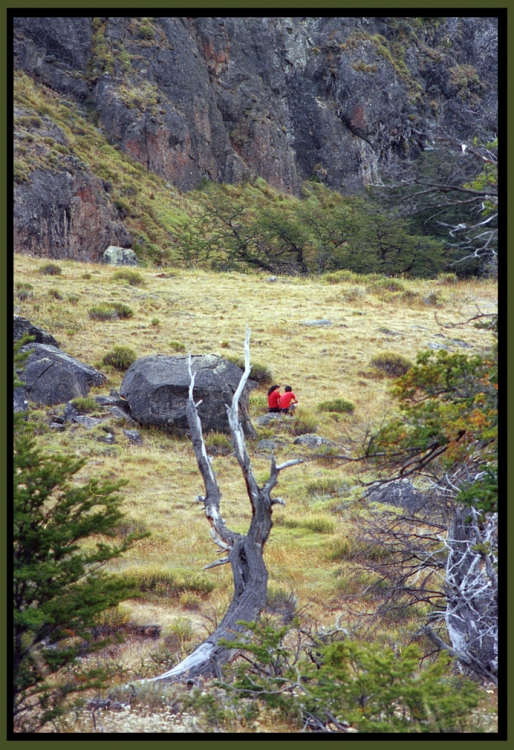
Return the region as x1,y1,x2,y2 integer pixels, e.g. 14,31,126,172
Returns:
13,315,255,440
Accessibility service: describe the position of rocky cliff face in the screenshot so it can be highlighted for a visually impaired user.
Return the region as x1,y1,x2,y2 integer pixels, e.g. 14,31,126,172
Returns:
13,15,498,261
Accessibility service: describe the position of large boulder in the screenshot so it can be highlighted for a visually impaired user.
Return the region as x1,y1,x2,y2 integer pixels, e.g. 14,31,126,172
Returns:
19,343,106,406
13,315,59,347
120,354,256,437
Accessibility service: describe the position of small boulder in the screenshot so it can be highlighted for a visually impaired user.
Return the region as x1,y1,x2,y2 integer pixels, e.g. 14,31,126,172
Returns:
257,439,281,452
255,413,283,427
124,429,142,445
103,245,138,266
293,434,335,448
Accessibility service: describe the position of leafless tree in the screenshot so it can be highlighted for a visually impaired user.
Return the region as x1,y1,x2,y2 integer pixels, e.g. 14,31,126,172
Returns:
344,468,498,685
140,329,302,684
425,500,498,685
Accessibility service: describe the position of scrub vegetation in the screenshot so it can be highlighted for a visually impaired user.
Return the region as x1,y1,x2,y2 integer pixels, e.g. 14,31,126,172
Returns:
13,253,498,733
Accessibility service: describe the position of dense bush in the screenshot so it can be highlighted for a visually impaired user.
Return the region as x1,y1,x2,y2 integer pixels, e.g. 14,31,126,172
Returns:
285,410,318,435
204,432,233,456
102,345,137,371
127,567,215,597
169,340,186,352
206,619,481,733
369,352,413,378
89,302,134,320
39,262,62,276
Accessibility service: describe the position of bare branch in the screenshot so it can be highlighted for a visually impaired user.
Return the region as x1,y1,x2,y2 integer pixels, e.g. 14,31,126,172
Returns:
203,557,230,570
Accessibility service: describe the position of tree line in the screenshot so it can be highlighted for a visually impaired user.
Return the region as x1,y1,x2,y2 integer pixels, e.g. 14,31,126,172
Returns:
175,134,497,279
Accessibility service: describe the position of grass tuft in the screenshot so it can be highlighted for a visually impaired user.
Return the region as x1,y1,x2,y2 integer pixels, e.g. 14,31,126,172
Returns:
318,398,355,414
39,262,62,276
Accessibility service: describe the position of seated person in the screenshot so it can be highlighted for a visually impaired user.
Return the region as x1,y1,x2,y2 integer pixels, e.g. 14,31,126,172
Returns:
267,384,282,413
279,385,298,415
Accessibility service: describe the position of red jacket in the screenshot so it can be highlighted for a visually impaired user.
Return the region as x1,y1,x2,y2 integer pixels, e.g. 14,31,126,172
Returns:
268,390,281,409
279,391,296,409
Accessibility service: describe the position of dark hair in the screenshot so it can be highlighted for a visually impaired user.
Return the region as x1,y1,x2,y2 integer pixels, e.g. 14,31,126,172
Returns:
267,384,280,395
284,385,292,392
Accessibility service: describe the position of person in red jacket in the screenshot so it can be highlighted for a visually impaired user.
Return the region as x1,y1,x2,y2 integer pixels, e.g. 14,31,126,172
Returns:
267,384,282,413
279,385,298,415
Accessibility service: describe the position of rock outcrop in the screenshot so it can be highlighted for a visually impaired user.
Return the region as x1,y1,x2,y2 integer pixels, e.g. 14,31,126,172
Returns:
13,16,498,258
120,353,256,437
14,167,132,262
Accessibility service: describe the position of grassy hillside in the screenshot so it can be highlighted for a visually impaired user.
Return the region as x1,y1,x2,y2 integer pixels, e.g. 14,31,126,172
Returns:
13,254,498,732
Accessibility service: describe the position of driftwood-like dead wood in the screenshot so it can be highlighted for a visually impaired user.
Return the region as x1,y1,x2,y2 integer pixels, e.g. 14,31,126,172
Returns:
141,329,302,685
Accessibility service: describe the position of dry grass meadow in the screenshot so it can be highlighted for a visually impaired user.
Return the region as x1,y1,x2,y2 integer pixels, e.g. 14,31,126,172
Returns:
13,254,498,732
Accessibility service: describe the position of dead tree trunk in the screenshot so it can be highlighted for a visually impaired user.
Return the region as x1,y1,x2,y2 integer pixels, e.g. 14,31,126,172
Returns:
425,506,498,685
142,329,301,684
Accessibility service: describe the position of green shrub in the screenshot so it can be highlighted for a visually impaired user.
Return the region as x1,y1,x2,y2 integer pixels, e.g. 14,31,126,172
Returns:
15,282,34,301
89,302,134,321
89,305,117,321
318,398,355,414
39,262,62,276
301,516,335,534
14,162,30,184
111,302,134,319
138,24,155,40
322,270,359,284
286,411,318,436
70,396,101,414
366,277,405,294
219,620,481,733
48,287,63,300
112,268,144,286
169,340,186,352
369,352,413,378
274,514,335,534
102,345,137,371
436,272,458,285
67,294,80,305
225,355,273,385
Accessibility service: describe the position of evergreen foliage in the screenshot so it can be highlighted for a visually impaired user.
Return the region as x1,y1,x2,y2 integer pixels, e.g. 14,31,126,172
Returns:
209,618,480,733
13,340,144,731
